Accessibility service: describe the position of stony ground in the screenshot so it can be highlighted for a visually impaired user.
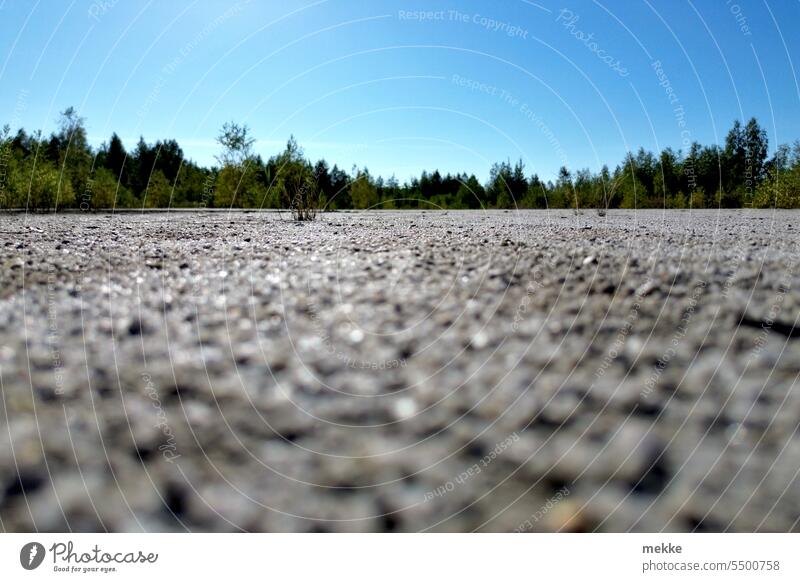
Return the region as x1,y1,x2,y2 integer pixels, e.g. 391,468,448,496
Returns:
1,209,799,532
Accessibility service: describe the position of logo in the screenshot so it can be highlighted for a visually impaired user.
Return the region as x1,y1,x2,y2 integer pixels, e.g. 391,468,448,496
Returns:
20,542,46,570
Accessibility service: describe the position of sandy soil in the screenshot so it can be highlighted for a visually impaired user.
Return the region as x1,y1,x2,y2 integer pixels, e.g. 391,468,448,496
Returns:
1,209,798,532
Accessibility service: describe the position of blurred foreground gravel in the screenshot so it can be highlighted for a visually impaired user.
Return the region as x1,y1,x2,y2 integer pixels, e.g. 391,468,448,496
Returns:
1,209,799,532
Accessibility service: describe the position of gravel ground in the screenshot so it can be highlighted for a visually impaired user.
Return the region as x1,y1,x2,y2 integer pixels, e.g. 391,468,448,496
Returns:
1,209,799,532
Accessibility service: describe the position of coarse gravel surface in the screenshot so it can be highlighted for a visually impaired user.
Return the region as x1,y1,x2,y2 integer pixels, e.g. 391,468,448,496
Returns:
1,209,799,532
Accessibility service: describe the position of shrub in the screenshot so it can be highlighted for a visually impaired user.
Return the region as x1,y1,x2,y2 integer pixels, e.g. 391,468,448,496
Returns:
21,160,74,211
753,168,800,208
273,137,319,220
349,172,378,210
144,170,172,208
90,167,122,209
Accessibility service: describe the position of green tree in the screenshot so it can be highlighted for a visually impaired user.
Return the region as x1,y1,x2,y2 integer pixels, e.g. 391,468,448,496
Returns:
754,141,800,208
349,169,378,209
143,170,172,208
29,160,74,210
484,159,527,208
129,137,153,198
743,117,768,203
456,175,486,209
328,164,351,209
520,174,548,208
0,125,16,208
213,122,265,208
56,107,92,200
102,132,128,185
216,121,255,167
724,120,746,193
553,166,573,208
655,148,681,204
615,155,647,209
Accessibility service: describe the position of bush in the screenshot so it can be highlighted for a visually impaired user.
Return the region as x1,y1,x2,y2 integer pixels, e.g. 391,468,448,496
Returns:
666,192,687,209
349,172,378,210
20,160,75,211
144,170,172,208
753,168,800,208
688,188,706,209
272,138,319,220
90,167,123,209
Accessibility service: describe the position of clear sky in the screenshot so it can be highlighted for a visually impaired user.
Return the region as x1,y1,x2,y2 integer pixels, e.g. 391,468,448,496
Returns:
1,0,798,182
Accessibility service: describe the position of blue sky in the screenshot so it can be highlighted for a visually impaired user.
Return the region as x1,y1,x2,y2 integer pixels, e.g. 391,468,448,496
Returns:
1,0,798,181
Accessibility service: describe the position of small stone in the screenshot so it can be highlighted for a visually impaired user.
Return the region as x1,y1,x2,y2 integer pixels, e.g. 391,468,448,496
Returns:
470,331,489,350
636,280,656,296
392,398,418,420
6,257,24,269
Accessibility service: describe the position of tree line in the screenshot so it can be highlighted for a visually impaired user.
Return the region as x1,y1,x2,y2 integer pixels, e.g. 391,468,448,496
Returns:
1,109,799,212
